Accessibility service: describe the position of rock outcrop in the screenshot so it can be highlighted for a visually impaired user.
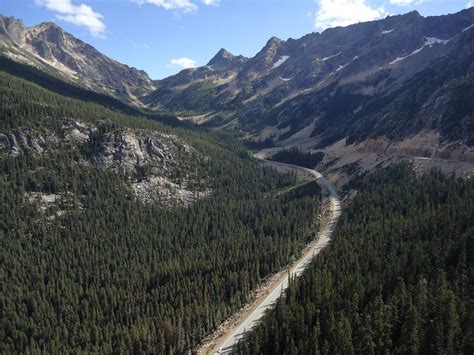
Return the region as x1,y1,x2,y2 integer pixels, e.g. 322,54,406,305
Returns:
1,118,209,207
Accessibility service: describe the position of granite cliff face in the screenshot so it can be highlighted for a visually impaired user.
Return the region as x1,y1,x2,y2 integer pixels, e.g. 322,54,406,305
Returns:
0,118,206,206
0,15,155,103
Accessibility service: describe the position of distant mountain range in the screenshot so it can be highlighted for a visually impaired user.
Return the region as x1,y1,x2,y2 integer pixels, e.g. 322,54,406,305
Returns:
146,9,473,148
1,9,473,164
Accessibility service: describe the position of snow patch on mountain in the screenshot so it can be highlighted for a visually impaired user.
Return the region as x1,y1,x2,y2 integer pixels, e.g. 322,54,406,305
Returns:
390,36,451,65
272,55,289,69
336,63,349,72
424,37,450,46
321,52,342,61
462,24,474,32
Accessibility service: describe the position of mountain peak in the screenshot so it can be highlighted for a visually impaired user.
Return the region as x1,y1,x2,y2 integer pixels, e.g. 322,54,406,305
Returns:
36,21,62,30
0,15,155,101
260,36,283,55
0,14,25,43
34,21,65,35
266,36,283,46
28,21,70,48
400,10,423,22
0,13,22,25
251,36,283,66
408,10,421,17
213,48,235,60
207,48,236,68
269,36,282,42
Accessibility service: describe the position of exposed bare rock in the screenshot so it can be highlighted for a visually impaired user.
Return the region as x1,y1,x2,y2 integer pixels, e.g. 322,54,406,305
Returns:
0,129,57,156
26,191,82,221
0,133,10,152
28,192,62,211
90,130,183,175
2,118,210,207
0,14,156,102
143,8,474,154
62,119,96,143
132,176,211,207
86,128,208,204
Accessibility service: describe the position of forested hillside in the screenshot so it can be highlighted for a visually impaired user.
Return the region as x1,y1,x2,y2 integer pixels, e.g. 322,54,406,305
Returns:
1,5,473,355
237,163,474,354
269,147,325,169
0,56,184,128
0,70,322,353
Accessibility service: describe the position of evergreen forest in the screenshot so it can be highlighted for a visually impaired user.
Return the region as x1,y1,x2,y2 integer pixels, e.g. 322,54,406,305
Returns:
0,70,322,353
269,147,325,169
237,163,474,354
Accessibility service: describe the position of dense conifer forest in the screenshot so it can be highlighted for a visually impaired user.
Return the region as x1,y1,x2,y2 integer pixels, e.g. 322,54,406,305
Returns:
1,6,473,354
237,163,474,354
0,70,322,353
269,147,325,169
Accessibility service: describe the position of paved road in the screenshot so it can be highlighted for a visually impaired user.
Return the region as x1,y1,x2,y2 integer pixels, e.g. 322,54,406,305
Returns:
211,153,342,354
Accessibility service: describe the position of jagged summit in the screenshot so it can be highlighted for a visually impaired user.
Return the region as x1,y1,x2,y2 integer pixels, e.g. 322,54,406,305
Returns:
267,36,283,45
207,48,235,67
0,12,155,101
35,21,63,30
406,10,422,17
262,36,284,55
260,36,283,54
143,7,474,158
206,47,248,70
0,14,24,43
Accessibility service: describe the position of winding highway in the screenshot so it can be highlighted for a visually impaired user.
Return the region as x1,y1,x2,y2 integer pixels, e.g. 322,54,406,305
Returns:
207,152,342,354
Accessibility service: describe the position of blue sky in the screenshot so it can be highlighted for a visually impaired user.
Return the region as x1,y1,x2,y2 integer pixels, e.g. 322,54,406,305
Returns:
1,0,472,79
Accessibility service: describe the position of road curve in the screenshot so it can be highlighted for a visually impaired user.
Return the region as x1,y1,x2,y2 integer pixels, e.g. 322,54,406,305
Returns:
209,152,342,354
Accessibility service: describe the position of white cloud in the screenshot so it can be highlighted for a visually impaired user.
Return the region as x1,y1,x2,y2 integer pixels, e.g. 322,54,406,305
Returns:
133,0,197,12
170,57,197,69
36,0,106,37
132,0,218,12
132,42,150,49
202,0,219,5
390,0,423,5
467,1,473,8
314,0,385,29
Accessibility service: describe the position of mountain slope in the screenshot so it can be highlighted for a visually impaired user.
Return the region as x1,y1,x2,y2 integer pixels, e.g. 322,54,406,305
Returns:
252,26,474,147
0,14,155,103
1,9,472,179
0,65,324,353
142,48,248,116
0,55,186,128
144,9,473,157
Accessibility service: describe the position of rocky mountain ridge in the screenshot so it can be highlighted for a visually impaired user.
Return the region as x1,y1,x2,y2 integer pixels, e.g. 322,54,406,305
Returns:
147,9,472,119
1,9,473,179
0,14,155,103
144,8,474,171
